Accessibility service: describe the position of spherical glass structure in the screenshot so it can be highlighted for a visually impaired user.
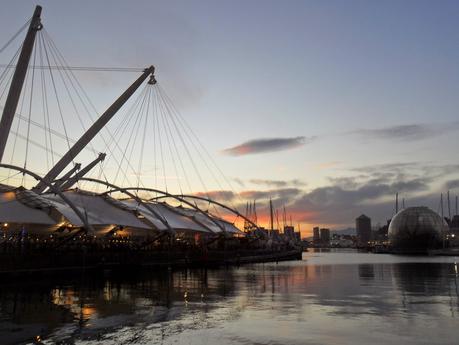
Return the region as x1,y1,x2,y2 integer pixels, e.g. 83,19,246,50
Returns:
388,206,445,250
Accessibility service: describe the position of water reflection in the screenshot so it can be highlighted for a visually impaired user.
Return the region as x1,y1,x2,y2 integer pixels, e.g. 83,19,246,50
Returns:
0,251,458,345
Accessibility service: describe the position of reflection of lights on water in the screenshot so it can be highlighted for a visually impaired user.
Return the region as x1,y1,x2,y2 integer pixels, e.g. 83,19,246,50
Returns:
455,262,458,275
82,306,96,319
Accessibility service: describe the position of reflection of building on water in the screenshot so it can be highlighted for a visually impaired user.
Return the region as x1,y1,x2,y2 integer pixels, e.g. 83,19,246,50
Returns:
1,256,458,343
358,264,375,280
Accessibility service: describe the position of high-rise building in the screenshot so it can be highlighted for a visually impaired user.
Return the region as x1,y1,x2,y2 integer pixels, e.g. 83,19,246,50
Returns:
356,214,371,244
320,228,330,244
313,227,320,243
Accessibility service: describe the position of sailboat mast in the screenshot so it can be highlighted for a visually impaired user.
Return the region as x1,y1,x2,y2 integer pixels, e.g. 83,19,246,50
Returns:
441,193,444,219
0,6,42,162
447,190,451,219
276,209,280,230
456,195,458,216
269,198,274,231
441,193,445,248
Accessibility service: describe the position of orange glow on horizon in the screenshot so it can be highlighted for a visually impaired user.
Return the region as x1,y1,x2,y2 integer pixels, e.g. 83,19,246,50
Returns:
219,210,338,239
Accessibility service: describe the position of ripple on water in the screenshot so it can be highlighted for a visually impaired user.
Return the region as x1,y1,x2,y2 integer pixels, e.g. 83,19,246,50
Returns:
1,250,458,345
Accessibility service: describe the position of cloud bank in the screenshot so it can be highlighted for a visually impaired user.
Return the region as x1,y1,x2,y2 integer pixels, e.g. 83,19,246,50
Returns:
352,122,459,141
249,178,306,188
194,162,459,230
222,136,314,156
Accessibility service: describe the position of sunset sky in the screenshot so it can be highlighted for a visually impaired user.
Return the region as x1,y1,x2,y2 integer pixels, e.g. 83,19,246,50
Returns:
1,1,459,236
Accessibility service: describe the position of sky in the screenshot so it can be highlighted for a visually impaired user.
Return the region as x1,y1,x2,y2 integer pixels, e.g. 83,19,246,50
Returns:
0,0,459,236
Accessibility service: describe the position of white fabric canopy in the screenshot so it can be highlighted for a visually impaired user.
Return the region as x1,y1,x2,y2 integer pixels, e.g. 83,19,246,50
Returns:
43,191,150,229
171,205,244,235
118,200,169,231
0,188,243,236
212,218,244,235
121,200,212,233
0,191,56,225
172,206,222,233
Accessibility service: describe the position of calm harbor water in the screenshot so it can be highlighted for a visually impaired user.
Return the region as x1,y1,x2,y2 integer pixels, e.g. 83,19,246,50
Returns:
1,249,459,345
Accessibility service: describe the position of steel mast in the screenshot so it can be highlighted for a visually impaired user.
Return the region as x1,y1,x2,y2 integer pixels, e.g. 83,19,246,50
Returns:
0,5,42,162
34,66,156,193
58,153,106,190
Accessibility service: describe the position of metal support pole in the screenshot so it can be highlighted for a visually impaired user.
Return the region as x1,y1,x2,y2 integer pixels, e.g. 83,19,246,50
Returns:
59,153,105,190
0,6,42,162
51,163,81,190
34,66,155,193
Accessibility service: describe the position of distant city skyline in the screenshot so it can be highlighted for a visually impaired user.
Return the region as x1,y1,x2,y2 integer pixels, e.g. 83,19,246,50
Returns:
1,1,459,236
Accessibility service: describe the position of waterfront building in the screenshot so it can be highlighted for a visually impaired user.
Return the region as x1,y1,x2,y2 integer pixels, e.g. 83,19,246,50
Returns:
313,227,320,243
330,237,354,248
294,232,301,242
356,214,371,245
320,228,330,244
388,206,445,251
373,220,390,242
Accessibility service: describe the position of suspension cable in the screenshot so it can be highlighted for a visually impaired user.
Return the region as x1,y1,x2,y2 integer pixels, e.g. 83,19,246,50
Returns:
154,88,184,195
0,64,144,72
0,17,31,55
119,86,149,188
158,85,243,212
23,33,38,172
43,29,149,189
40,31,72,153
137,86,151,189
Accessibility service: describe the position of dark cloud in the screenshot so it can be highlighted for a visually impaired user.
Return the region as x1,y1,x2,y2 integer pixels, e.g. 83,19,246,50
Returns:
288,178,434,226
194,161,459,228
352,162,420,174
222,136,314,156
289,190,442,227
351,122,459,141
352,162,459,183
194,190,235,202
445,179,459,190
249,178,306,188
421,164,459,179
193,188,301,206
239,188,302,202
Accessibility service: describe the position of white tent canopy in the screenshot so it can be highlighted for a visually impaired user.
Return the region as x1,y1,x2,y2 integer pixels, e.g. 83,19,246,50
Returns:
121,200,212,233
0,188,243,237
43,191,151,229
0,191,56,225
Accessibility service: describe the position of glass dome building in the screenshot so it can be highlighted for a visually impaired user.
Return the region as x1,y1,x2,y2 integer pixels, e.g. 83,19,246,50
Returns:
388,206,446,251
